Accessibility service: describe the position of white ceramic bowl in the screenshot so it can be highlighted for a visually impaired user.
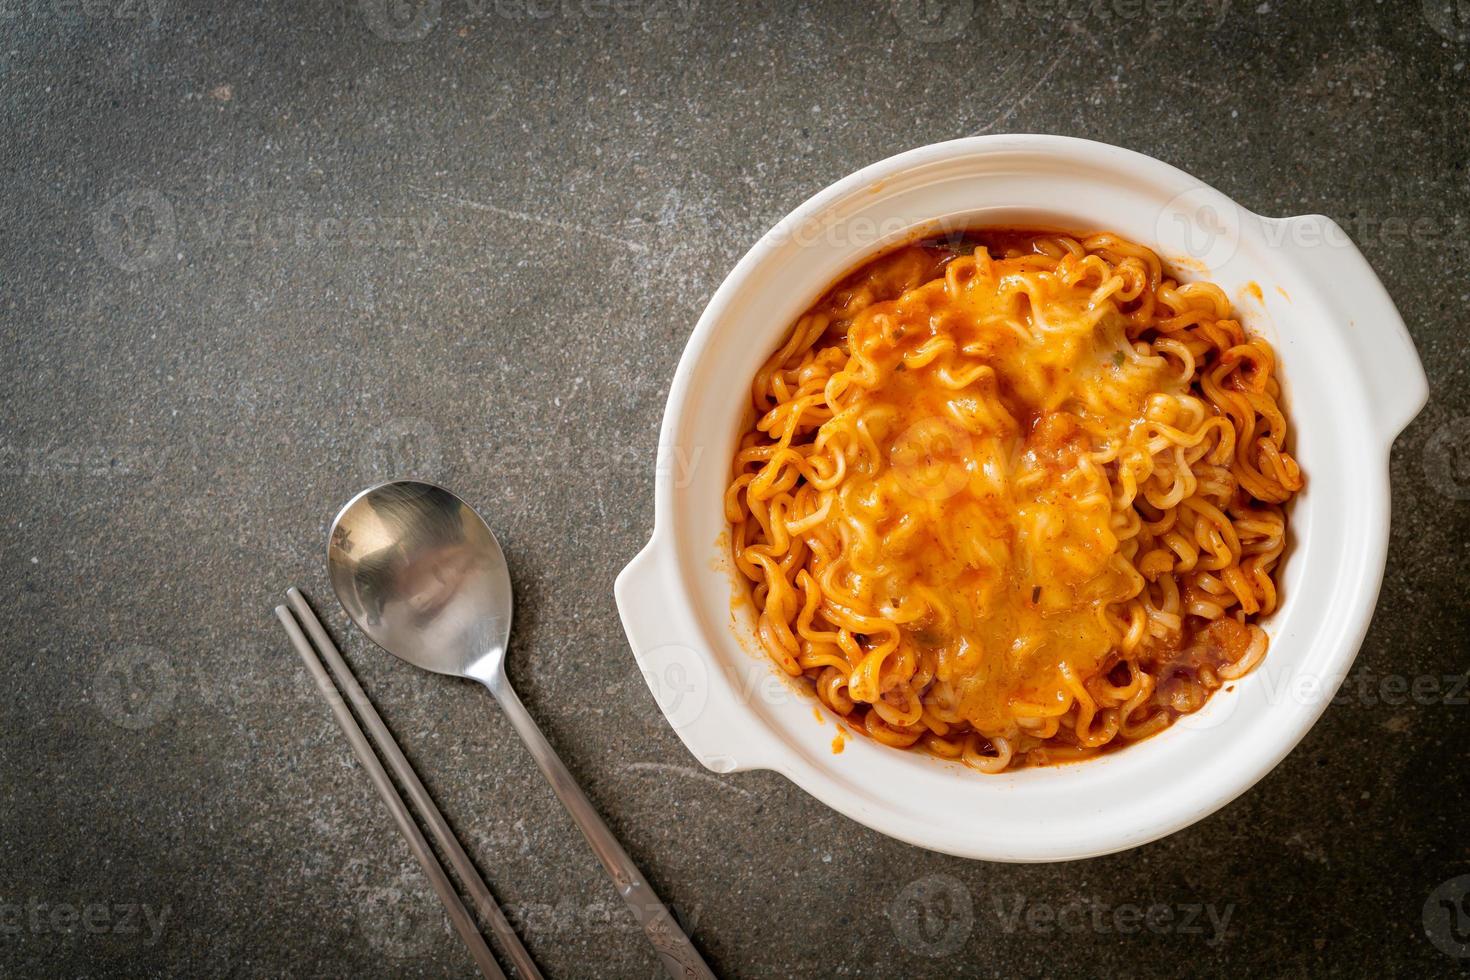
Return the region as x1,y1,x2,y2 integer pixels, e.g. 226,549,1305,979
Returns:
614,135,1427,862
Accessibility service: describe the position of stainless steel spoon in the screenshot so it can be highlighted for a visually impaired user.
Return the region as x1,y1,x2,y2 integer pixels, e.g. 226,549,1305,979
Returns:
327,480,714,980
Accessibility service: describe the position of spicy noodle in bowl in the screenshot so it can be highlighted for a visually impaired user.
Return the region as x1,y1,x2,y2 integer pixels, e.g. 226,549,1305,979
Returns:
724,229,1302,773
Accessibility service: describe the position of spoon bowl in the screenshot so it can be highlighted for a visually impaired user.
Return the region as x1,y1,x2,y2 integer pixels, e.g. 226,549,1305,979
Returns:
328,481,510,682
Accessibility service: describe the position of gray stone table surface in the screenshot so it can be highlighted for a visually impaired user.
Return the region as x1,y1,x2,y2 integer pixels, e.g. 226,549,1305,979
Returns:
2,0,1468,976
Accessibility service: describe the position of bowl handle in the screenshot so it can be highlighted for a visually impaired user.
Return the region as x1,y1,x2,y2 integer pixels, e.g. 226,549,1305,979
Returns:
1267,214,1429,442
615,538,777,774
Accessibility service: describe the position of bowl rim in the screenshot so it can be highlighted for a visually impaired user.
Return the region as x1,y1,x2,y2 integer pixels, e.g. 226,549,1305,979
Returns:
616,134,1428,861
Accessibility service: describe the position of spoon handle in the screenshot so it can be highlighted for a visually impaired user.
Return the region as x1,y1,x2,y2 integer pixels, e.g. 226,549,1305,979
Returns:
483,677,716,980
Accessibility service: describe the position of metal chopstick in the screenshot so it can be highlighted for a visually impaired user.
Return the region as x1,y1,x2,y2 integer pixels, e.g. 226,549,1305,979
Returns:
284,588,543,980
274,602,508,980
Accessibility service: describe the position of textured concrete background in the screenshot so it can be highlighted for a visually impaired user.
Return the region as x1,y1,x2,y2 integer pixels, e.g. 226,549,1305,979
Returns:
2,0,1468,976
